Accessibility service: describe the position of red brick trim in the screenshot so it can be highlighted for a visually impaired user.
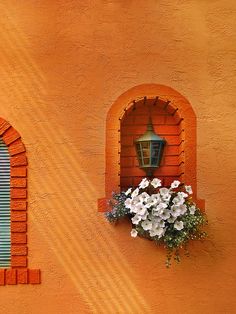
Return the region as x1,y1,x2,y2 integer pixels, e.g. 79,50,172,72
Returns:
0,269,41,285
98,84,205,212
0,117,41,285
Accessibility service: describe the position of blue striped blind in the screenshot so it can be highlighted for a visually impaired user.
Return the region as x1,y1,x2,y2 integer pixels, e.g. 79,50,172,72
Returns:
0,138,11,267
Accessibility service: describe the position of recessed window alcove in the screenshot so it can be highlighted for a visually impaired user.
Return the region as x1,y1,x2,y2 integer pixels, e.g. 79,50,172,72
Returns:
120,97,183,189
98,84,204,211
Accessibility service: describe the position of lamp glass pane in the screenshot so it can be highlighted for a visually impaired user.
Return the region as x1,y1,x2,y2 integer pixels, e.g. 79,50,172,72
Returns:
143,158,150,165
151,142,160,158
141,142,150,158
135,143,143,165
151,158,158,165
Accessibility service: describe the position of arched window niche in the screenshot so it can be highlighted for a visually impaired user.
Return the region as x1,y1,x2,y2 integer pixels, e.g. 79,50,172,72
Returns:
0,117,40,285
98,84,205,212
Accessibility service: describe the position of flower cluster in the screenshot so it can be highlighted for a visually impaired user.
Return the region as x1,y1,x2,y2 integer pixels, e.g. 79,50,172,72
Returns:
105,178,207,267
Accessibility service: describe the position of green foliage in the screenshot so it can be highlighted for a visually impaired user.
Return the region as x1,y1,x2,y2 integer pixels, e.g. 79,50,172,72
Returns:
105,192,130,222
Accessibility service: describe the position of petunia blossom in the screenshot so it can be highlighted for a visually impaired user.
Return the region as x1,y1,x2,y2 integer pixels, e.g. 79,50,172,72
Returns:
152,209,161,217
149,227,165,237
139,178,149,189
131,214,142,225
179,204,187,215
131,188,140,198
131,229,138,237
141,220,152,231
170,205,182,217
177,191,188,199
167,216,177,223
151,178,162,188
136,206,147,216
153,202,168,211
170,180,181,189
189,205,196,215
174,220,184,230
151,216,162,223
139,192,150,203
125,188,132,196
159,187,170,197
130,202,142,214
140,211,149,220
145,194,159,207
158,220,165,228
144,199,154,208
160,209,171,220
185,185,193,194
172,196,185,206
161,194,171,203
124,198,132,209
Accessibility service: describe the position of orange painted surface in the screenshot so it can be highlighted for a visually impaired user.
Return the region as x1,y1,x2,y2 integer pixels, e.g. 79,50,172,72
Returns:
0,1,236,313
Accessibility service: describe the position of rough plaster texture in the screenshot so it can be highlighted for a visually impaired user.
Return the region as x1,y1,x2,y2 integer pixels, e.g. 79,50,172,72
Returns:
0,1,236,313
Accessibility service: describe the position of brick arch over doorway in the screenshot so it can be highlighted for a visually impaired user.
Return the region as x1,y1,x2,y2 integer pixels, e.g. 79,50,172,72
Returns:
98,84,204,211
0,117,40,285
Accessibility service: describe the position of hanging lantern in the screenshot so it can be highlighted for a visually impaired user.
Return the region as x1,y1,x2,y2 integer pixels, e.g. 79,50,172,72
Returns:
135,118,166,177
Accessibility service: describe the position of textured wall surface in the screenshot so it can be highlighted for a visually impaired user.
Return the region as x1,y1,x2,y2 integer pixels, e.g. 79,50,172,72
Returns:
0,1,236,313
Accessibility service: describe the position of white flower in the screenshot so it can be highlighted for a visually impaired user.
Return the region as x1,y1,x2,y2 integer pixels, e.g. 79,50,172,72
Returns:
141,220,152,231
179,204,187,215
152,220,159,229
151,178,162,188
174,220,184,231
151,216,162,223
152,209,161,217
158,220,165,228
153,202,167,211
131,196,141,205
149,227,165,237
152,193,162,203
145,194,158,207
189,205,196,215
136,206,147,216
171,180,181,189
131,214,142,225
124,198,132,209
139,192,150,203
130,202,142,213
139,178,149,189
159,188,170,197
170,205,182,217
161,194,171,203
177,192,188,199
131,188,139,198
131,229,138,237
160,209,171,220
125,188,132,196
185,185,193,194
144,199,154,208
167,216,177,223
172,196,185,206
140,211,149,220
152,203,166,216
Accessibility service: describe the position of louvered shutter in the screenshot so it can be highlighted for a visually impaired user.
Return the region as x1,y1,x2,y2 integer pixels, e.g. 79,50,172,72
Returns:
0,138,11,267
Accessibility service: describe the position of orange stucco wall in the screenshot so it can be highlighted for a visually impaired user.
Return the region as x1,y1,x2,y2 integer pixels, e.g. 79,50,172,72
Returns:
0,1,236,313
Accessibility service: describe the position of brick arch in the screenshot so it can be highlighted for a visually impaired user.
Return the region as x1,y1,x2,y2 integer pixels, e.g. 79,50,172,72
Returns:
0,117,40,285
98,84,204,211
